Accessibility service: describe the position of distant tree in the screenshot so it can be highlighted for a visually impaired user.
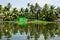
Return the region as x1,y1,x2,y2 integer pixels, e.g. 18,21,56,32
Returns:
3,3,11,12
20,8,24,12
34,3,41,19
0,5,3,13
7,3,11,11
0,3,58,21
12,8,19,19
25,8,28,12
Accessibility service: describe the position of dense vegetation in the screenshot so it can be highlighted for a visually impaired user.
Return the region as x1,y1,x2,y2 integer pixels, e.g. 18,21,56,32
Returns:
0,3,60,21
0,22,60,40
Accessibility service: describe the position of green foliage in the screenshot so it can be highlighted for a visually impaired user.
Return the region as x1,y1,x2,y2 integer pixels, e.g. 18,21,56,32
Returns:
0,3,59,21
18,17,28,26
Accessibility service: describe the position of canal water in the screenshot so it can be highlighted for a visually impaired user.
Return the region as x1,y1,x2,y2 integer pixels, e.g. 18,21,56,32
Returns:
0,22,60,40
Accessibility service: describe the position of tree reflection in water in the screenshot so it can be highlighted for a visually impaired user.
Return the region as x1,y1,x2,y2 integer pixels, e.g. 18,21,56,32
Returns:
0,22,60,40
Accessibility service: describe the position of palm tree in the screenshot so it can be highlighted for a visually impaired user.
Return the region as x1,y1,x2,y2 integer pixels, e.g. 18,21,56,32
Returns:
27,3,40,19
0,5,3,13
7,3,11,11
34,3,41,19
0,3,58,21
12,8,19,20
41,4,49,21
27,3,35,19
56,7,60,18
3,3,12,21
20,8,24,13
3,3,11,12
48,5,57,21
27,3,30,7
25,8,28,12
43,4,49,11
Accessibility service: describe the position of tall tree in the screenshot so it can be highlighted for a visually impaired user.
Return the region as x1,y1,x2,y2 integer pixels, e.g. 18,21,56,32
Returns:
20,8,24,12
0,5,3,13
25,8,28,12
7,3,11,11
12,8,18,19
34,3,41,19
43,4,49,11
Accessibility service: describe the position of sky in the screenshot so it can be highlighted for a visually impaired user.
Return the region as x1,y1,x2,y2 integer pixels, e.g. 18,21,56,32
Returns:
0,0,60,9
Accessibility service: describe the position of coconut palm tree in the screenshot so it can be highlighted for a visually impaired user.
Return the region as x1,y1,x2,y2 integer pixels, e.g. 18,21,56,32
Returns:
3,3,11,12
34,3,41,19
0,5,3,13
41,4,49,21
25,8,28,12
56,7,60,18
7,3,11,11
12,8,19,20
48,5,57,21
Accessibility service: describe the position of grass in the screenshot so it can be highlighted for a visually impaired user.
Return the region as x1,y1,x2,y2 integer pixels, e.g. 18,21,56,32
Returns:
27,20,58,25
2,20,58,25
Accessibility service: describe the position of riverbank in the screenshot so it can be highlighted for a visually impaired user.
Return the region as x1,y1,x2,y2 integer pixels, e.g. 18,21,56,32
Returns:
27,20,58,25
1,20,58,25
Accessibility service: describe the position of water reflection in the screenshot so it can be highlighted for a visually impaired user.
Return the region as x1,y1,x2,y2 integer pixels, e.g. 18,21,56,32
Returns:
0,22,60,40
